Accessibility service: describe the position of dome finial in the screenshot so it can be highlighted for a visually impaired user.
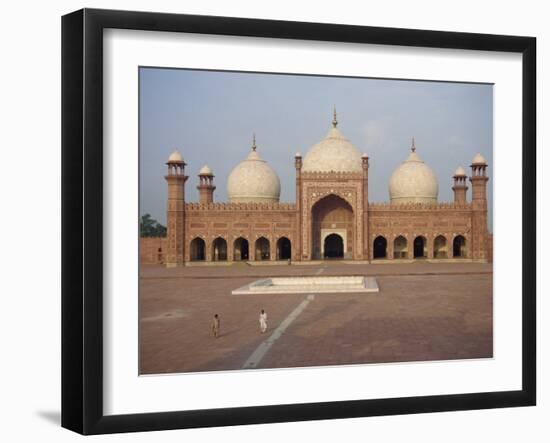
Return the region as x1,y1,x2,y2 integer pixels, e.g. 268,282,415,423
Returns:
411,137,416,153
252,133,257,151
332,106,338,128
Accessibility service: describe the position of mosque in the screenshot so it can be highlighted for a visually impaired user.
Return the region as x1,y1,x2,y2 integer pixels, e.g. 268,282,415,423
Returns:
152,110,490,266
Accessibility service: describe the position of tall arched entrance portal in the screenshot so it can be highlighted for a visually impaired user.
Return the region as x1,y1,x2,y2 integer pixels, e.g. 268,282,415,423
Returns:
311,194,354,260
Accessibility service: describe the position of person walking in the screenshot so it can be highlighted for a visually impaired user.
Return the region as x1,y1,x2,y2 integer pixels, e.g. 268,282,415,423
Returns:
259,309,268,334
211,314,220,338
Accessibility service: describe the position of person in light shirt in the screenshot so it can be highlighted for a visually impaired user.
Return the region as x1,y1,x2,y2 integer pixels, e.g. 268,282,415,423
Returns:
211,314,220,338
259,309,267,334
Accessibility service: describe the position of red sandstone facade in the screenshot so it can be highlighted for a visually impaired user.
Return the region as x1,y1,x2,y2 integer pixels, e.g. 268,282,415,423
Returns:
140,237,168,264
156,153,490,267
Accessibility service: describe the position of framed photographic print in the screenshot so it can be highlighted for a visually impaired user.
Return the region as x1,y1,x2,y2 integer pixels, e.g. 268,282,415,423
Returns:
61,8,536,435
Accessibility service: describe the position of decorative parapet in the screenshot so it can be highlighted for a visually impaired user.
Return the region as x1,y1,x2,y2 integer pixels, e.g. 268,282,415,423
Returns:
185,202,297,211
368,201,472,211
185,201,471,211
301,171,363,180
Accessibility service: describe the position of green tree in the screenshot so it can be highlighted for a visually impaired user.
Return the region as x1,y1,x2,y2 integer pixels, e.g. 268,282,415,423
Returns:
140,214,167,237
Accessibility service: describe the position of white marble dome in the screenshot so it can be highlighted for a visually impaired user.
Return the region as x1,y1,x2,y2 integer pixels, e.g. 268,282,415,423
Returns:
168,150,184,162
227,141,281,203
389,146,438,204
302,117,362,173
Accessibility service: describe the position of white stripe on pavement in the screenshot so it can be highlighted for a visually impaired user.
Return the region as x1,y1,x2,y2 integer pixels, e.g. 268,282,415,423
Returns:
242,294,315,369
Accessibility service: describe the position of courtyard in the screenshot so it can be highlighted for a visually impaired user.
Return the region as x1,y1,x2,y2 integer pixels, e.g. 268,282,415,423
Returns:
139,262,492,374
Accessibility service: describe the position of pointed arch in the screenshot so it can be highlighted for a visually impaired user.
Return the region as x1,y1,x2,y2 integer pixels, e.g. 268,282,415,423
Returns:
211,237,227,261
190,237,206,261
393,235,408,259
311,194,354,259
233,237,249,261
373,236,387,259
276,237,292,260
433,235,448,259
413,236,427,258
324,233,344,258
453,235,467,258
255,237,270,261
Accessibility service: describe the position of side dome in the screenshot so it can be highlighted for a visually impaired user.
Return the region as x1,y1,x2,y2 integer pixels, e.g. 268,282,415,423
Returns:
389,140,438,204
227,137,281,203
302,110,362,173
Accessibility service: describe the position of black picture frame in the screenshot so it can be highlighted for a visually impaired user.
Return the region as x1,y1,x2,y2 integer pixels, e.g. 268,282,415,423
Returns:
61,8,536,435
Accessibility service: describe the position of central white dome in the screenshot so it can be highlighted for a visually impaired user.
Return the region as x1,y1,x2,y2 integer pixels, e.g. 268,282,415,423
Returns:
227,139,281,203
302,115,363,173
389,144,438,204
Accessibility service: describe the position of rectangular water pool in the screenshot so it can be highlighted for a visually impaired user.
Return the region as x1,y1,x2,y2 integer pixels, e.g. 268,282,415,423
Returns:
231,275,379,295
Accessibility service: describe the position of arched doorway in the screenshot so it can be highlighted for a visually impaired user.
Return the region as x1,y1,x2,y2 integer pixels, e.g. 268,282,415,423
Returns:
413,236,427,258
255,237,270,261
433,235,447,258
373,236,387,259
233,237,249,261
276,237,291,260
311,194,354,259
393,235,408,259
190,237,205,261
324,234,344,258
453,235,466,258
211,237,227,261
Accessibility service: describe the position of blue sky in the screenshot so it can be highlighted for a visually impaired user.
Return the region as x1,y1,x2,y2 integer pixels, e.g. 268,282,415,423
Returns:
140,68,493,230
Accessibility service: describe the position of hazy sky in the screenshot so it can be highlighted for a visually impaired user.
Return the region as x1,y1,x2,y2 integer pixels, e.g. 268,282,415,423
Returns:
140,68,493,230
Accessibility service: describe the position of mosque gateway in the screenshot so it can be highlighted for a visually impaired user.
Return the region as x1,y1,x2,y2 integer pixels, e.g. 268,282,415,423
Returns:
157,111,490,266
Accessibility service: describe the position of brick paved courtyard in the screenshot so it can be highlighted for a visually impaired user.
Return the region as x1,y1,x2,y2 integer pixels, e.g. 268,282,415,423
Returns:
139,262,492,374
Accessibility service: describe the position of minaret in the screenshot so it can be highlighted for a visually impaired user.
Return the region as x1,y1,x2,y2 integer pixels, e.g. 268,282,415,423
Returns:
294,150,303,262
197,165,215,204
362,152,369,260
452,166,468,203
165,150,188,267
469,153,489,261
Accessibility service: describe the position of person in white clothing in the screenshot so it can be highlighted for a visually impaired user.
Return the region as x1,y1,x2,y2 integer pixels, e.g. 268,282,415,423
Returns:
259,309,268,333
